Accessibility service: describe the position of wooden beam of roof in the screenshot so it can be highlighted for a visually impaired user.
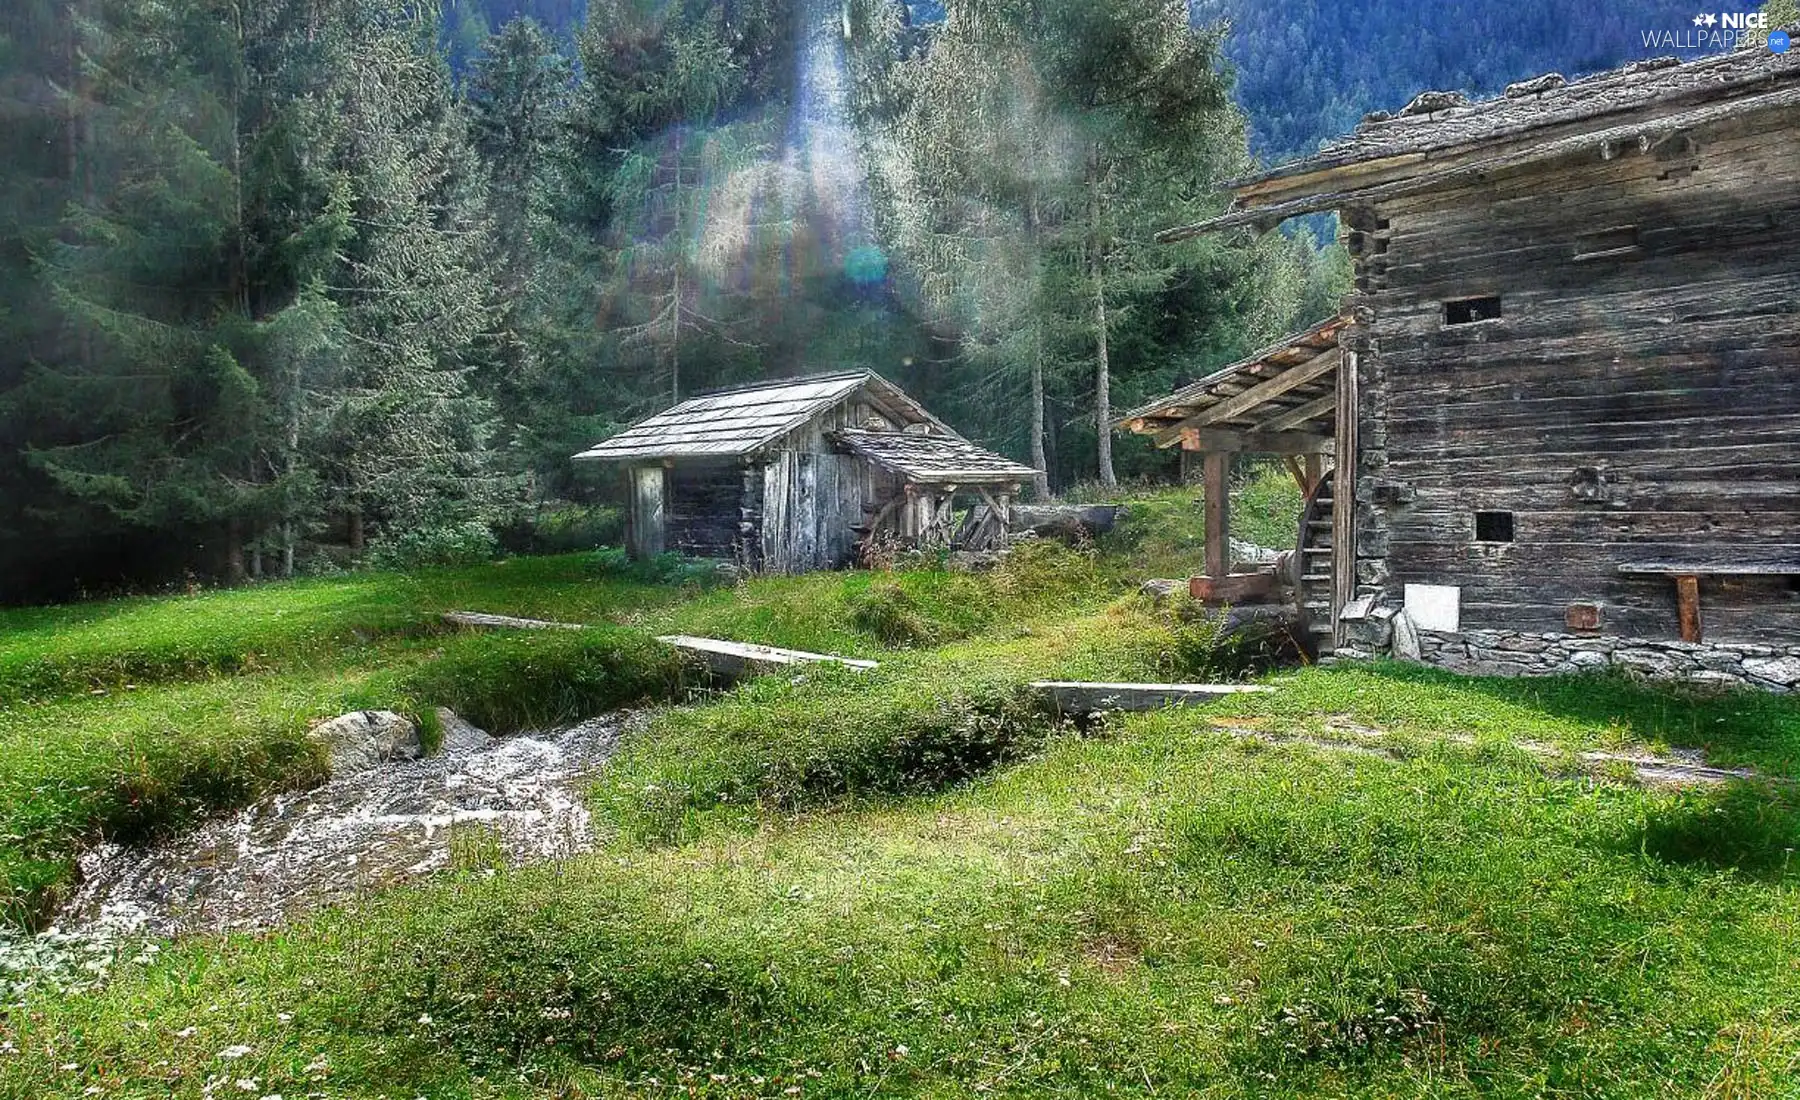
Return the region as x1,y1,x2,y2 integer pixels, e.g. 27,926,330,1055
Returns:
1179,428,1333,455
1154,83,1800,242
1152,348,1338,447
1252,392,1338,434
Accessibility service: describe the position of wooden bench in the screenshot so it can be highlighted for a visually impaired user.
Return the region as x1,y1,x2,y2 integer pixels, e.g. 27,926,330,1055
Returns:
1617,562,1800,642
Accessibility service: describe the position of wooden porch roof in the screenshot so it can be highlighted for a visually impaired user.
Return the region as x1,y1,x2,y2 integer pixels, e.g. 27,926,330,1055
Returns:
831,429,1036,486
1115,315,1346,452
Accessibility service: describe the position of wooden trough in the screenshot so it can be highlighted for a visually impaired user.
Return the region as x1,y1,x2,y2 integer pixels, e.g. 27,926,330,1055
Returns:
1029,681,1273,717
657,635,878,683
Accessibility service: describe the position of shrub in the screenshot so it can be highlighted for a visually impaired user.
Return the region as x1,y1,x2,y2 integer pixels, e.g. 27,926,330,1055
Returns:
366,521,500,570
847,578,993,647
592,666,1059,844
401,626,686,733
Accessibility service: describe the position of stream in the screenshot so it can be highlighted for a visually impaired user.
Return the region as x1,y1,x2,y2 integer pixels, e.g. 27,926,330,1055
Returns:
2,712,629,998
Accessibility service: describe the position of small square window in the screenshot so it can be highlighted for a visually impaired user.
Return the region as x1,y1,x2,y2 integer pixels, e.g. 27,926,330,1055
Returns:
1444,295,1502,326
1475,511,1514,542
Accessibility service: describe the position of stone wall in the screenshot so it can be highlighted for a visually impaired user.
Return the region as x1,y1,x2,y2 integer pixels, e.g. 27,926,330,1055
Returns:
1338,614,1800,693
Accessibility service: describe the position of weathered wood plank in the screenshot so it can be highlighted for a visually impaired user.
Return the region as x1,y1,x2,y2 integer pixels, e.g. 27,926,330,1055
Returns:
444,611,587,631
657,635,879,681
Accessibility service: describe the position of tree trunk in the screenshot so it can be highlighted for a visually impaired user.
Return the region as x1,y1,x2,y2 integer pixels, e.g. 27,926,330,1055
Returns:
1089,153,1116,490
347,508,365,554
1093,265,1116,489
1029,339,1051,500
226,518,247,584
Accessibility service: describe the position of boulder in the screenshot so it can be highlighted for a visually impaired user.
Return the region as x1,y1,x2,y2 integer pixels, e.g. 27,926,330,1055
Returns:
1138,578,1186,605
310,710,422,775
1007,504,1121,543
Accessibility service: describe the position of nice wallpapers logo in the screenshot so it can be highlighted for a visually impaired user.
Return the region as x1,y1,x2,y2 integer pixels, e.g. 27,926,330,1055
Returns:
1641,11,1789,51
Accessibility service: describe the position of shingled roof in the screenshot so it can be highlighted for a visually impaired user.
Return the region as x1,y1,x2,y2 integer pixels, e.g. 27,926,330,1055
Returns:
831,429,1037,486
1161,41,1800,240
1117,315,1345,447
572,371,946,462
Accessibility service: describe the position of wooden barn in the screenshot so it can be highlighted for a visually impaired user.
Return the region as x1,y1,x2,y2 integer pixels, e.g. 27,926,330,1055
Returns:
1127,43,1800,689
574,371,1036,572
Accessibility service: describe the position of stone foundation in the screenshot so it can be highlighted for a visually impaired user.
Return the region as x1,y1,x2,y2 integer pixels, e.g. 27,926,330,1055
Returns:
1339,618,1800,693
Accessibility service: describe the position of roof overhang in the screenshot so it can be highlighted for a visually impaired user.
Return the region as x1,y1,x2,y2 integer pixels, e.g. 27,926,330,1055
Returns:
1117,315,1346,451
1157,44,1800,241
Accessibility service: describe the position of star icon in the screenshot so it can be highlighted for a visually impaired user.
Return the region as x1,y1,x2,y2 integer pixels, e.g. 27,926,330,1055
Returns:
1693,12,1707,24
1703,12,1718,24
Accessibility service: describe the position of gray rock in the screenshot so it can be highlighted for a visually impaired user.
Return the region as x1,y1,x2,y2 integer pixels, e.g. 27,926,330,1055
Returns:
1743,656,1800,686
1502,635,1553,654
1567,649,1610,670
310,710,422,776
1614,649,1682,677
1566,638,1618,654
1392,610,1422,661
1399,89,1470,116
1504,72,1566,98
1229,537,1280,568
1695,649,1747,673
1138,578,1185,605
1347,617,1393,648
435,707,494,754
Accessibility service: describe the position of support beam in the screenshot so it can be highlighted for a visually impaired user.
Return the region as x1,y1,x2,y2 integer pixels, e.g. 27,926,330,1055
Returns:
1203,452,1230,580
1154,348,1339,445
1179,428,1333,455
1675,573,1702,643
1282,455,1307,492
1304,454,1324,497
1252,392,1338,434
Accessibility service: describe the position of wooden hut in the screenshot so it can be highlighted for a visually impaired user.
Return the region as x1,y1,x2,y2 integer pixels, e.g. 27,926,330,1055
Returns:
1128,43,1800,689
574,371,1036,572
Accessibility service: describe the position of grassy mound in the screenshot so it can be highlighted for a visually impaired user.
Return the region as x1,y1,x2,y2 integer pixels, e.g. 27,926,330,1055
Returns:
0,553,683,707
592,662,1056,845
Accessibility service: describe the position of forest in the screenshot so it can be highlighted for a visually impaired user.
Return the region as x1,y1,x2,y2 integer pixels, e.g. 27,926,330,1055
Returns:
0,0,1748,601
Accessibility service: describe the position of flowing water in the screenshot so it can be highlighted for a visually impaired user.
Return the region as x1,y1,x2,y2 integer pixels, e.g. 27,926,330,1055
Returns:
2,712,631,997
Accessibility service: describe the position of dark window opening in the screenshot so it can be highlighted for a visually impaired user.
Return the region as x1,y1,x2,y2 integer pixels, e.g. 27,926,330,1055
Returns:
1574,225,1640,261
1475,511,1514,543
1444,295,1502,326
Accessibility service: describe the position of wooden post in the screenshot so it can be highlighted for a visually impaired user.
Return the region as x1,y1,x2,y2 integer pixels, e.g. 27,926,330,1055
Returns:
1303,454,1324,497
1674,573,1702,642
1331,347,1359,650
627,465,666,559
1203,452,1230,580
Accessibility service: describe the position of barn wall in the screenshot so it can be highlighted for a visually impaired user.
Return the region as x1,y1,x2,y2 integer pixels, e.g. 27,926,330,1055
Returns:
760,399,884,572
1350,108,1800,647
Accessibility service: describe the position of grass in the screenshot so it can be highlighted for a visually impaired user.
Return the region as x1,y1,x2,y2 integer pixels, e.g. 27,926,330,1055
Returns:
2,711,1795,1098
0,554,691,707
3,487,1800,1097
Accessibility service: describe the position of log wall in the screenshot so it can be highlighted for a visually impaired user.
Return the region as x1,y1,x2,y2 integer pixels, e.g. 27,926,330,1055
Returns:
664,460,747,561
1349,108,1800,645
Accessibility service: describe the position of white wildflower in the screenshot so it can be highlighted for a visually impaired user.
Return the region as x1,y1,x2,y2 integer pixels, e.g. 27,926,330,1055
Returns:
217,1045,253,1060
